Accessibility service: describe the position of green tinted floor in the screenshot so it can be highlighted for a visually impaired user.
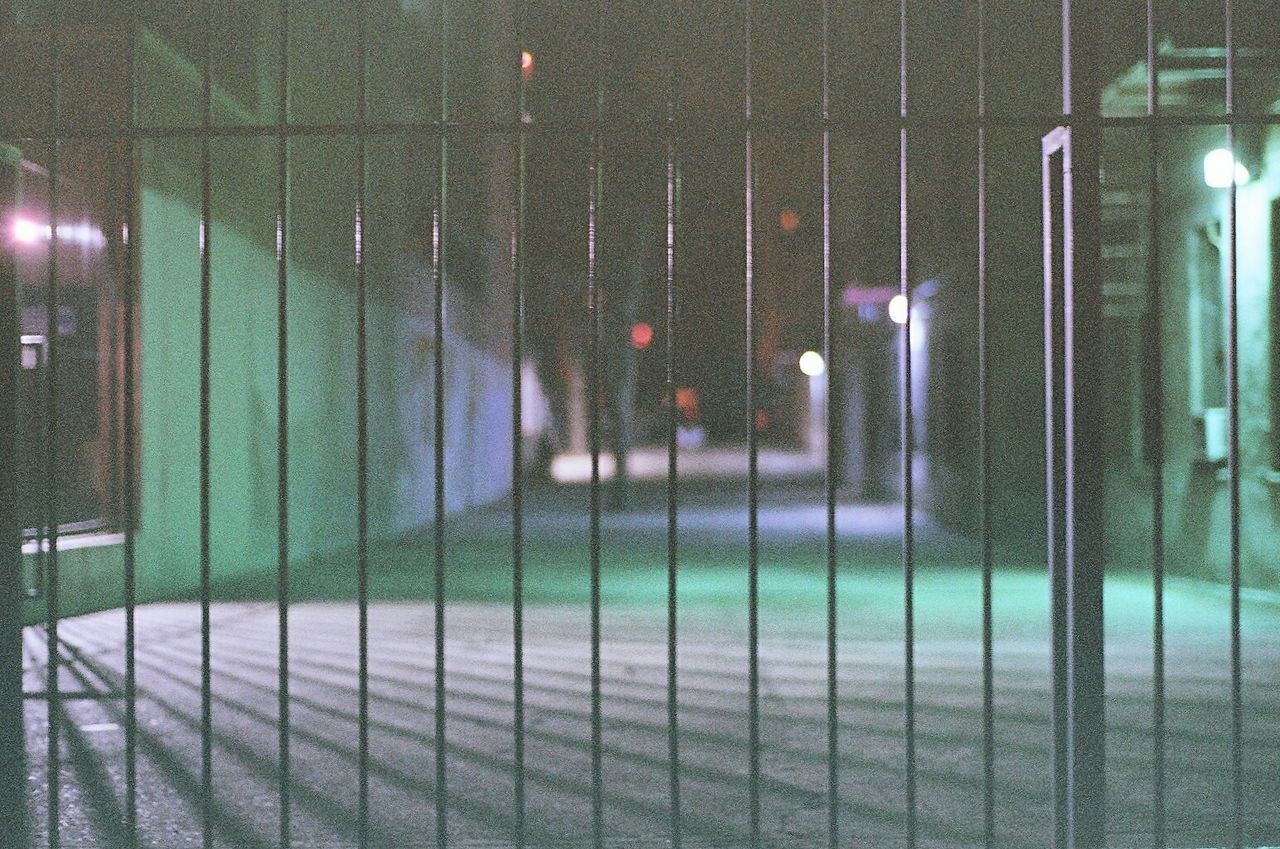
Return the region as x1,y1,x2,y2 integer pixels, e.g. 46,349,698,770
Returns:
21,566,1280,849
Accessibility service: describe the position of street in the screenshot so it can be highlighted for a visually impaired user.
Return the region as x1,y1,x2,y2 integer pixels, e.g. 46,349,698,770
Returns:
21,486,1280,848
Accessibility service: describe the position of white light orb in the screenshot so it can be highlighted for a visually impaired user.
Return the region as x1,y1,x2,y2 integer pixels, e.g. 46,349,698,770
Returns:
798,350,825,377
888,294,910,325
1203,148,1250,188
13,218,42,243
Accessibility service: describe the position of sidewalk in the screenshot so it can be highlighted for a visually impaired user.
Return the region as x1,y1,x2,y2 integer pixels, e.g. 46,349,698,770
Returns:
23,574,1280,849
549,445,826,484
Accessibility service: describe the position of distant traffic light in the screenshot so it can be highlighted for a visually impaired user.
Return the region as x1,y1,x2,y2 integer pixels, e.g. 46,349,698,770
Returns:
521,50,535,79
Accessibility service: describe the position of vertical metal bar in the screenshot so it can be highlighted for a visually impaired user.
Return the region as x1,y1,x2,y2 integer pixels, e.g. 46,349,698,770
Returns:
35,494,45,606
107,253,120,545
1062,3,1107,843
664,0,682,846
820,0,837,846
0,133,31,849
355,0,371,846
588,2,605,845
433,1,450,845
275,2,291,846
743,3,761,847
898,0,916,846
44,3,63,842
1044,132,1070,849
1223,2,1243,846
976,2,996,847
511,5,526,848
961,91,990,849
198,0,215,845
1143,3,1166,847
123,34,140,845
1065,152,1109,848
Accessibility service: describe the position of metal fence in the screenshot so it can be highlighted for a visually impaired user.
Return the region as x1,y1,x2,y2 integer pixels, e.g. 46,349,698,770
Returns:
1,0,1273,847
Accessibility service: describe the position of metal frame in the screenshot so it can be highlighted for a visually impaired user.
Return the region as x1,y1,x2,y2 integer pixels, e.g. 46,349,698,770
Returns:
1042,123,1107,849
0,1,1257,848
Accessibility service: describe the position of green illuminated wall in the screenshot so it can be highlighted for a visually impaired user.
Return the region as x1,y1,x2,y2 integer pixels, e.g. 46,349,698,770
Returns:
19,0,518,620
1096,82,1280,589
123,3,518,602
1150,125,1280,589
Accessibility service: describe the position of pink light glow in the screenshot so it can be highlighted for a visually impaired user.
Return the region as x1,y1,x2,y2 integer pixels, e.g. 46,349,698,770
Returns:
11,217,107,249
842,285,898,306
13,218,44,244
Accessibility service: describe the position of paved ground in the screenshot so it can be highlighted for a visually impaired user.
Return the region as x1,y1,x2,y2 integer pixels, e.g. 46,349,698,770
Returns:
19,485,1280,848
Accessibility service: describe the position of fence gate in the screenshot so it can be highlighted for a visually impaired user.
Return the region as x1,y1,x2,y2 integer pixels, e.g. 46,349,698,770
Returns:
2,0,1274,847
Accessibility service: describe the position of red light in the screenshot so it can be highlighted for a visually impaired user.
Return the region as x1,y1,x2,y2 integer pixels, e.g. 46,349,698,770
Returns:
675,387,700,424
521,50,535,78
755,409,769,431
630,321,654,350
778,209,799,233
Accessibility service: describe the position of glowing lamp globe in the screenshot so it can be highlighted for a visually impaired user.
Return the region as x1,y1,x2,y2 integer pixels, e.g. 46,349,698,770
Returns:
1203,148,1249,188
798,350,825,377
888,294,909,325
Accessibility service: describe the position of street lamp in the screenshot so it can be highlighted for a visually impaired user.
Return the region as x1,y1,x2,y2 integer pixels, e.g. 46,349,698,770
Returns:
798,350,825,376
888,294,909,325
1203,148,1250,188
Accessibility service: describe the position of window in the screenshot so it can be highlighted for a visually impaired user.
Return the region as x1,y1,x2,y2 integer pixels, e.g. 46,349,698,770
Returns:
4,149,130,536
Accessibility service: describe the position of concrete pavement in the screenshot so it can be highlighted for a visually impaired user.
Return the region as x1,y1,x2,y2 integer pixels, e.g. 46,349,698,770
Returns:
22,573,1280,848
19,474,1280,848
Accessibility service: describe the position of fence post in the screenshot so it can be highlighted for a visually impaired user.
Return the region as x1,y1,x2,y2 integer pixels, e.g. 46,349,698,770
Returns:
1063,1,1107,846
0,147,31,849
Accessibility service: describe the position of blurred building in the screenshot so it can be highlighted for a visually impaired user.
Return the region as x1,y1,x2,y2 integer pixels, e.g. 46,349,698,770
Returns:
1098,44,1280,588
892,35,1280,587
3,0,526,617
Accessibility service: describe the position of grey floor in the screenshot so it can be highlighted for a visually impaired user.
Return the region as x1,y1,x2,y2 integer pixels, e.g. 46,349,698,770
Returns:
21,576,1280,849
